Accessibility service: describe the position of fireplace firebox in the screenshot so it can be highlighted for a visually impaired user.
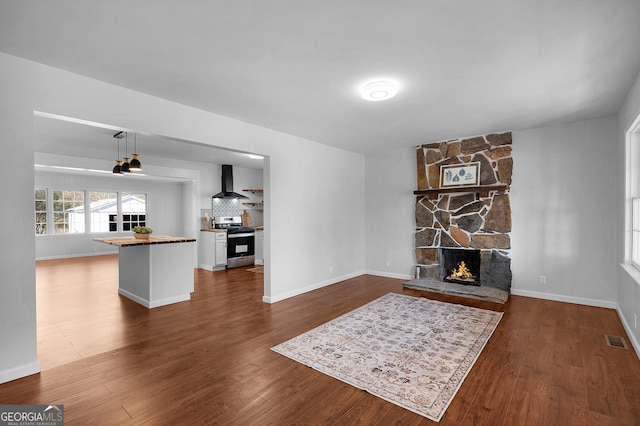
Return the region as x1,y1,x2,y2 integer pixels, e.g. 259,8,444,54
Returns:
439,248,481,286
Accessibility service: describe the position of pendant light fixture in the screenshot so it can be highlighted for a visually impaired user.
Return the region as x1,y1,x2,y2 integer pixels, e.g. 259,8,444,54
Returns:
112,133,123,175
129,133,142,171
121,132,131,173
112,160,123,175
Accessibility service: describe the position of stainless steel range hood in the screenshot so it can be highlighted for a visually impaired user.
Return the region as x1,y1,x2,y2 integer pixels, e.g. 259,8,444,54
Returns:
212,164,248,199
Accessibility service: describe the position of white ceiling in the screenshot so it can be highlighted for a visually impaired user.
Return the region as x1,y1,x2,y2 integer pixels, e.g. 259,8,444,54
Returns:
2,1,640,159
33,114,265,170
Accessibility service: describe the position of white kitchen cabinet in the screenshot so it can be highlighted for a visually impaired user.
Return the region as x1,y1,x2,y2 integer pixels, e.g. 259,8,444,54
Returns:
255,230,264,265
215,232,227,267
198,231,227,271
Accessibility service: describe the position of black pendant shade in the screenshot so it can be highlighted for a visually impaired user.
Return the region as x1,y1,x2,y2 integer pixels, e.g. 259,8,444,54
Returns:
121,157,130,173
112,160,122,175
130,153,142,171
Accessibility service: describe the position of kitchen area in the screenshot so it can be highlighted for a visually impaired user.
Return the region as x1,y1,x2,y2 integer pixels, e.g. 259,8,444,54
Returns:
34,116,266,282
198,165,265,271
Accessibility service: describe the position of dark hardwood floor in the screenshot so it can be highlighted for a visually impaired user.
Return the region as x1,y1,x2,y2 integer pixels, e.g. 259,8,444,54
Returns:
1,255,639,425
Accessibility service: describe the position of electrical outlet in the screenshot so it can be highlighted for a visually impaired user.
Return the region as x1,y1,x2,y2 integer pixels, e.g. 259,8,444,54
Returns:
329,266,334,274
635,314,637,329
385,260,391,268
539,275,547,285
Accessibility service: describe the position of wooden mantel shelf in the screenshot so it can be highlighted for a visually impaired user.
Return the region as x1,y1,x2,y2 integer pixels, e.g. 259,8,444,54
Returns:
414,184,509,199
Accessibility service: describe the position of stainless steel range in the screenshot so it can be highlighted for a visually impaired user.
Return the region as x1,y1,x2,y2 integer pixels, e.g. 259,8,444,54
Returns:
214,216,255,269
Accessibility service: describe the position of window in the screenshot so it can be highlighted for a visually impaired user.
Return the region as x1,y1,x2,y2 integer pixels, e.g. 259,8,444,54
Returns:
626,113,640,270
89,192,118,232
121,193,146,231
35,189,47,235
52,190,85,234
35,189,147,235
633,198,640,269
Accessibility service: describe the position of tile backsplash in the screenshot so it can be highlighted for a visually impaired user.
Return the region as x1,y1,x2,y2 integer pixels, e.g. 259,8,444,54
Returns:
201,198,263,228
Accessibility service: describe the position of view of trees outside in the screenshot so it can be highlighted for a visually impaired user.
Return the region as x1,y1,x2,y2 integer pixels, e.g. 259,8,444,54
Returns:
53,190,85,233
34,189,47,235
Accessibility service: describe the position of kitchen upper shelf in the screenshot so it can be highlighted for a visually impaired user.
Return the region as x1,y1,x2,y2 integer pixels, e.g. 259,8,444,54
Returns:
413,184,509,200
243,189,263,193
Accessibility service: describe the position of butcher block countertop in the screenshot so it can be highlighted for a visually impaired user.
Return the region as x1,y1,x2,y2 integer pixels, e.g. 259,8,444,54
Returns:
200,229,227,233
94,236,196,247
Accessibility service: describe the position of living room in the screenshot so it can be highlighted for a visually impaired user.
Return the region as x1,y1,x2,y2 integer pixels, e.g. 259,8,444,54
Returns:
1,2,640,423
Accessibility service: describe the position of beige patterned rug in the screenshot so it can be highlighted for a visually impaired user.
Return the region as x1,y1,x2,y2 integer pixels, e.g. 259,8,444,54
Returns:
271,293,502,422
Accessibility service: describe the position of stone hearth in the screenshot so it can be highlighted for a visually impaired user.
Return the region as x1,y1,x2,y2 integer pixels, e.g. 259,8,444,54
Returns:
413,132,513,294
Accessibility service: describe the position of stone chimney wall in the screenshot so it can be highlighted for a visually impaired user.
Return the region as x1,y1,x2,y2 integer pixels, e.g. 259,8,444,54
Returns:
415,132,513,290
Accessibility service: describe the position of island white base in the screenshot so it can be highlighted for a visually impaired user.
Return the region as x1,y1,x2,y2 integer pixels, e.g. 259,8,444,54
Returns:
117,242,195,308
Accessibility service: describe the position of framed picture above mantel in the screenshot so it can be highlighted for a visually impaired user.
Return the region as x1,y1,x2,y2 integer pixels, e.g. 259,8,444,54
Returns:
439,162,480,188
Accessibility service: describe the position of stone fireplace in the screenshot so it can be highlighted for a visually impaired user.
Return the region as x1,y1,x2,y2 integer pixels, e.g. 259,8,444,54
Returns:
413,132,513,293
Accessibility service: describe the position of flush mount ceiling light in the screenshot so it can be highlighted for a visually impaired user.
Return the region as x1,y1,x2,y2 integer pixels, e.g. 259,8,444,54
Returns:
361,80,398,101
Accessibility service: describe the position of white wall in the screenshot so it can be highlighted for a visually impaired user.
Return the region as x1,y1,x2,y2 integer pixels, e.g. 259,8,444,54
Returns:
0,52,365,383
510,116,618,307
264,138,366,301
365,147,416,279
0,53,39,384
365,117,619,308
617,67,640,356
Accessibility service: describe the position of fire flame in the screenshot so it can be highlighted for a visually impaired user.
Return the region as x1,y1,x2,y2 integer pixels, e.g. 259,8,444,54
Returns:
451,261,473,279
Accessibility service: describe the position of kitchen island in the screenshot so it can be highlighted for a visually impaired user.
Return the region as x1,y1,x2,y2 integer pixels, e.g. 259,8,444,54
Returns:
94,235,197,308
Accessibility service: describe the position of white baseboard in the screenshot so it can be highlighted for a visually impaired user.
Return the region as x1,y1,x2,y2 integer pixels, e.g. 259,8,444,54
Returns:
263,270,414,303
616,306,640,360
512,289,638,359
510,288,617,309
197,263,214,271
36,251,116,261
197,263,226,271
365,270,413,280
0,361,41,385
118,288,191,308
263,270,366,304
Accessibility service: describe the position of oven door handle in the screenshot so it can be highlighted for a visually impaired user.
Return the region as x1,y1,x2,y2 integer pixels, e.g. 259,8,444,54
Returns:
227,232,255,238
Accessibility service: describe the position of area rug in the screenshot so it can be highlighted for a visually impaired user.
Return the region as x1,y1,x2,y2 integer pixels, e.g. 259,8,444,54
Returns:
271,293,502,421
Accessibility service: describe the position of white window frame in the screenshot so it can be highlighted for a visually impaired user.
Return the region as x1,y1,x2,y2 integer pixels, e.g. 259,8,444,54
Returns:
35,189,148,236
51,189,86,234
89,191,119,233
121,192,147,232
625,112,640,272
633,198,640,270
